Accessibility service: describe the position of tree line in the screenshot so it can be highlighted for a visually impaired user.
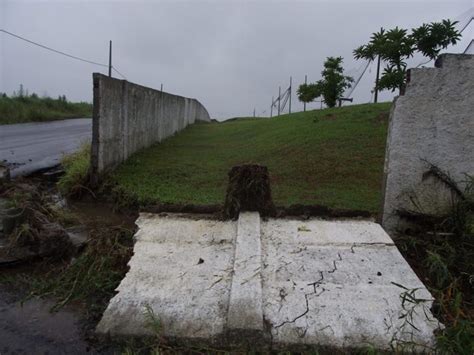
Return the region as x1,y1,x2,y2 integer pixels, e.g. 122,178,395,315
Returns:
297,19,461,108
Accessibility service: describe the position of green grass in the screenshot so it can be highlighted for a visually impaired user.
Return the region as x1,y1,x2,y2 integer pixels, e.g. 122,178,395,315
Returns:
113,102,391,213
0,95,92,125
58,143,91,197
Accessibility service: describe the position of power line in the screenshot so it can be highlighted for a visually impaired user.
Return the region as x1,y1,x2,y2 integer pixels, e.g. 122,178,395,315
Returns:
112,66,127,80
0,29,109,68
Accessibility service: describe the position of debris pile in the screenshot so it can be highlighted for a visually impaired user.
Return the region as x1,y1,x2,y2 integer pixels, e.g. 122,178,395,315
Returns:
223,164,276,219
0,182,74,262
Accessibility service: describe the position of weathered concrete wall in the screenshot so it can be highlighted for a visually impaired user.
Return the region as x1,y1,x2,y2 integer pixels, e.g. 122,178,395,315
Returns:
381,54,474,235
91,73,210,179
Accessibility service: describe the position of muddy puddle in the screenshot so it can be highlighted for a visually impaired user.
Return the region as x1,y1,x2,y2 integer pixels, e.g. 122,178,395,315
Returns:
0,288,97,354
0,173,137,354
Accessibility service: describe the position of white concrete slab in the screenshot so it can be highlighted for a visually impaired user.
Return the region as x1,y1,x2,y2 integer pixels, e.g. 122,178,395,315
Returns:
97,213,441,352
227,212,263,332
261,218,440,351
96,214,236,340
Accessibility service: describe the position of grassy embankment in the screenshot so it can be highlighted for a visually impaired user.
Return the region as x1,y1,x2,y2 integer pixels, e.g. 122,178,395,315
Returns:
112,102,391,213
0,95,92,125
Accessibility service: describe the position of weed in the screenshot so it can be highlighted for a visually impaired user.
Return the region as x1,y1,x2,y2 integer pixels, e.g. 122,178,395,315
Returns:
436,319,474,355
26,226,134,318
144,304,163,336
58,143,93,198
396,169,473,354
424,250,451,289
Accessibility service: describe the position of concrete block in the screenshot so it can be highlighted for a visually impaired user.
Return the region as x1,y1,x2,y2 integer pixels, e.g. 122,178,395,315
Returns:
381,54,474,235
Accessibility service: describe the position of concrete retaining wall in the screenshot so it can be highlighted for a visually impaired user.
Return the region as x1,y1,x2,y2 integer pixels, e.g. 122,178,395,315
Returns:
91,73,210,180
381,54,474,235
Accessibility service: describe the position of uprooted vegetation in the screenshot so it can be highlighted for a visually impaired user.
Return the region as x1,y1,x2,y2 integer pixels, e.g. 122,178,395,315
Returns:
395,169,473,354
1,181,76,261
0,177,136,324
223,164,276,219
20,226,134,319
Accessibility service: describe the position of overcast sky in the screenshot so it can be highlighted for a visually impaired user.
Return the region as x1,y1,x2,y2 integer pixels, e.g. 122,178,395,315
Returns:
1,0,472,120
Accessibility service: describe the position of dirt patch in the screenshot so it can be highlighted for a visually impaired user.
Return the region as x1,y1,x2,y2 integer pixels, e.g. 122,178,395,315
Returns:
374,112,389,124
223,165,276,219
142,203,373,221
324,113,337,120
142,203,222,217
276,204,372,219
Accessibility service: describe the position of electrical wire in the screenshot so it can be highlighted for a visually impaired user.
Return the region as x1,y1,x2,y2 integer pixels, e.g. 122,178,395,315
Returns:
0,29,109,68
112,66,127,80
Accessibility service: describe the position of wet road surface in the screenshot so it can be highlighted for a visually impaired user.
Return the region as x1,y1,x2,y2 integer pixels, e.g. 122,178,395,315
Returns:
0,119,92,177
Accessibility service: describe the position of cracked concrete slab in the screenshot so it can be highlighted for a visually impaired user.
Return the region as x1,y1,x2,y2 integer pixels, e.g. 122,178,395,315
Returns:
96,214,236,340
261,218,439,351
97,213,441,352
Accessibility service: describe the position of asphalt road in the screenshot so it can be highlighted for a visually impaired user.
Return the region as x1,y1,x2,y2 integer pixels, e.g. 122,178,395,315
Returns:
0,118,92,177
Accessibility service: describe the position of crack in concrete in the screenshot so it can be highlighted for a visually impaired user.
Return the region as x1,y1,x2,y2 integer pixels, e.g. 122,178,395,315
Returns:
274,292,310,329
274,251,344,331
327,252,342,274
307,271,324,293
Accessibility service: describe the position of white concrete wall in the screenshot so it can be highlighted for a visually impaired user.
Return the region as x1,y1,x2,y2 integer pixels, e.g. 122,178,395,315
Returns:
91,73,210,180
381,54,474,235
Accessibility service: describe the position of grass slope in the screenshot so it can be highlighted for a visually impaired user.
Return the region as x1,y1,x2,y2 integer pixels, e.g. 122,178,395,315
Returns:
0,95,92,125
113,102,391,213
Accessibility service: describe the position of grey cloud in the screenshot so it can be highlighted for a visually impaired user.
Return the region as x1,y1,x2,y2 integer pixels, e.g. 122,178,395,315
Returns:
1,0,472,119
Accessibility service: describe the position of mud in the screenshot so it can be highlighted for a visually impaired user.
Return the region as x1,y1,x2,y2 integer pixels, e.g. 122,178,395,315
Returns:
223,164,276,219
0,287,98,354
0,171,135,354
142,203,373,220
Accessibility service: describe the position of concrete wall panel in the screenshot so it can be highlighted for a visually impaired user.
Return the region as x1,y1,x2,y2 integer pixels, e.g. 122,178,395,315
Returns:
381,54,474,235
91,73,210,180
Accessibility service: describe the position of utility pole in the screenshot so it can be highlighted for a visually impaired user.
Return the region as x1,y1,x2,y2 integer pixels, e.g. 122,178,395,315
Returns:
289,76,292,114
374,55,380,103
253,108,256,118
270,96,273,118
278,86,281,116
108,40,112,77
304,75,307,112
161,83,163,92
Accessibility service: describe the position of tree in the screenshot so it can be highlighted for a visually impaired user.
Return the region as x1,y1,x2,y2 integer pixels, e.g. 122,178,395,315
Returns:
354,19,461,94
297,57,353,108
297,83,320,106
